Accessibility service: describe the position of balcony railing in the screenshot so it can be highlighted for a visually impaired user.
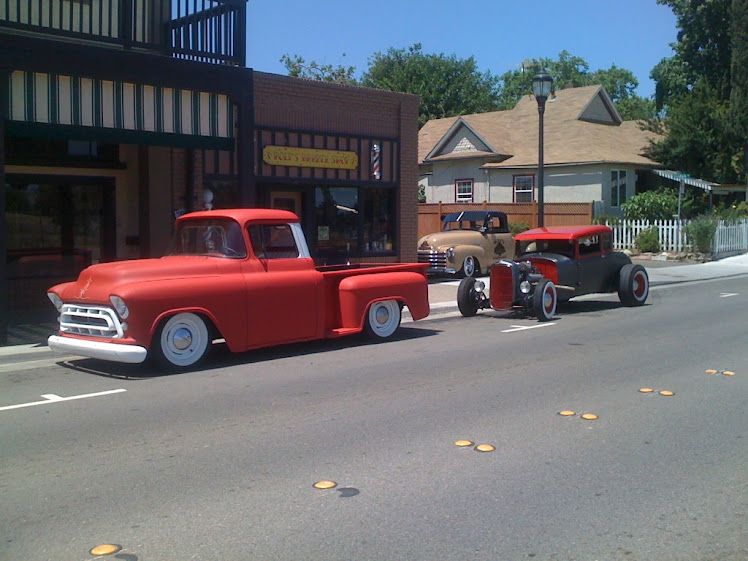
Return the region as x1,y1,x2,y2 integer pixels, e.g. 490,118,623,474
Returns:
0,0,247,66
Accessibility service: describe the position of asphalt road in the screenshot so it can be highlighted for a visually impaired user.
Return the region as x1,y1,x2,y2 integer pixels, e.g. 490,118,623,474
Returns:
1,276,746,561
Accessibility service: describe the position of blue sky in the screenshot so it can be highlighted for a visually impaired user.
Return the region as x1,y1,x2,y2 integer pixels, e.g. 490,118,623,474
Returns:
246,0,677,99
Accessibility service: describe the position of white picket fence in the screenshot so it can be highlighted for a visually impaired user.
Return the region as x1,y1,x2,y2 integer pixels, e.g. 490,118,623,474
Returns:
713,219,748,254
605,219,748,255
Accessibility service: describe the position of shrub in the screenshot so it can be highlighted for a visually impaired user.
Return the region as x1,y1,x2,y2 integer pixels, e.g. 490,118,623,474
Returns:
635,227,661,253
686,216,719,253
717,201,748,221
621,189,678,221
510,221,530,235
593,214,621,226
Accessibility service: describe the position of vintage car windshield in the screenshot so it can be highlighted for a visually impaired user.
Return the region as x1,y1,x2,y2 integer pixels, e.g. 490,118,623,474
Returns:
443,219,482,231
169,218,247,258
517,239,575,258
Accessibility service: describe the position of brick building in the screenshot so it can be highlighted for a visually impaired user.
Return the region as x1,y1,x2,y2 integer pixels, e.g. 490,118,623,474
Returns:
0,1,419,344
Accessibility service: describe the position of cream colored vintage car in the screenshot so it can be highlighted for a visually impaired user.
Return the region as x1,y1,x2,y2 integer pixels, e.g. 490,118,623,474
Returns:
417,211,515,277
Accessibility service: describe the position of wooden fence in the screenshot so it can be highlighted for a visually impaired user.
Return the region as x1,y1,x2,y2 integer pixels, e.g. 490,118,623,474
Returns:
417,202,594,239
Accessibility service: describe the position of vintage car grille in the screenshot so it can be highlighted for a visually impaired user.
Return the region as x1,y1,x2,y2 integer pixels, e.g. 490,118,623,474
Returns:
418,250,447,270
59,304,124,339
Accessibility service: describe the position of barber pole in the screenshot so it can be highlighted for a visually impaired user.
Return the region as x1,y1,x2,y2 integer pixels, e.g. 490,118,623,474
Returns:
371,143,381,180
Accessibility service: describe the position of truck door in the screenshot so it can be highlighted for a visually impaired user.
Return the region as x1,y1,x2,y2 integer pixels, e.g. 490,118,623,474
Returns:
243,223,322,346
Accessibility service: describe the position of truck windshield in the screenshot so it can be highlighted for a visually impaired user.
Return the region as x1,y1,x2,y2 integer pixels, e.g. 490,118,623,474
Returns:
169,219,247,258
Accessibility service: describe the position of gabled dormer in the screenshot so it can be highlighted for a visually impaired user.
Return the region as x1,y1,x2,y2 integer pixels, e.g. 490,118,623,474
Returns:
577,87,622,125
425,117,500,161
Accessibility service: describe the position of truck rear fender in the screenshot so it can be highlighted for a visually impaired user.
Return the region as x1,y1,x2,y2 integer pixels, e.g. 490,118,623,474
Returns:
338,271,429,329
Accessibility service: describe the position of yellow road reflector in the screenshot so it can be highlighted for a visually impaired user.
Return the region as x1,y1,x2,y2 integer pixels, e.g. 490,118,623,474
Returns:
639,388,654,393
706,369,718,374
558,410,576,416
659,390,674,396
723,371,735,376
475,444,495,452
89,544,121,556
313,480,337,489
581,413,599,420
454,440,474,447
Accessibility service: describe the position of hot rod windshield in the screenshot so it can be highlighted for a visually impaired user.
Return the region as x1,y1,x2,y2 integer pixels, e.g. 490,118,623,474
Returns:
517,238,575,258
169,218,247,258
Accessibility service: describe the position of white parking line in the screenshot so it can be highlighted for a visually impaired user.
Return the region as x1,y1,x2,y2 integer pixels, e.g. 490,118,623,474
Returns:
0,389,126,412
720,293,738,298
502,323,557,333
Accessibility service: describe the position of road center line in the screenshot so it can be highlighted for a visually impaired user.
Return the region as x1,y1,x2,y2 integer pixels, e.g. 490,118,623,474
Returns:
502,323,556,333
0,389,127,412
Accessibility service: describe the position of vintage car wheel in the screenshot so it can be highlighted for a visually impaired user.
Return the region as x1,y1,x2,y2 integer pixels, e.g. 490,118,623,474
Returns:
364,300,401,339
457,277,481,317
152,312,211,368
533,279,557,321
459,255,479,278
618,264,649,306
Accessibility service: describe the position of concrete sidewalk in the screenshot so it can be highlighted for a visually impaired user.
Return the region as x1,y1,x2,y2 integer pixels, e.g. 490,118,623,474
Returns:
2,254,747,363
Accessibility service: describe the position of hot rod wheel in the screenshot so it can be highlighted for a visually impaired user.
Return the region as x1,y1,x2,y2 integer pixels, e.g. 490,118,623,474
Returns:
533,279,557,321
618,264,649,306
457,277,484,317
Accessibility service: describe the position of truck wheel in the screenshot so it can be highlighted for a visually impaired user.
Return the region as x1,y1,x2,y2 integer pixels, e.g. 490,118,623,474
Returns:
618,264,649,306
364,300,401,339
459,255,478,278
533,279,557,321
457,277,481,317
152,312,211,368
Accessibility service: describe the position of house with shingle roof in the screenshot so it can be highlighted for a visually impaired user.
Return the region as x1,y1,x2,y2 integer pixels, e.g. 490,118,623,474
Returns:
418,85,663,217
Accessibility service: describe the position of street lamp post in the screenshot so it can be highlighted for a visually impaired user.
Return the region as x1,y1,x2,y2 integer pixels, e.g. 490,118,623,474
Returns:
532,72,553,228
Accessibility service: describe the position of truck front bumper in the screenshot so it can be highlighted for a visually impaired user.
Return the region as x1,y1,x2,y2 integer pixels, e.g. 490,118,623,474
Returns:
48,335,148,364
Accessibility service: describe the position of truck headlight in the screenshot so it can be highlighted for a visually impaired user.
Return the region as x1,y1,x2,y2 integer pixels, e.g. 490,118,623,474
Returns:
110,295,130,319
47,292,63,311
520,280,532,294
446,247,455,260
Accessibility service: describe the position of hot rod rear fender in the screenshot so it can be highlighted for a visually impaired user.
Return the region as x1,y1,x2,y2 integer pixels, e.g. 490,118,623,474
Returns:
338,272,429,329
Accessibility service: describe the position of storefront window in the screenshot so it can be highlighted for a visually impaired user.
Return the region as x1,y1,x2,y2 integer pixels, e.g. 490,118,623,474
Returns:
363,188,394,253
313,186,396,260
315,187,359,259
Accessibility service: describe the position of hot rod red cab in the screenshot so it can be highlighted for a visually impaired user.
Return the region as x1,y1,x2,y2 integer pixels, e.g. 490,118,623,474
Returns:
47,209,429,369
456,225,649,321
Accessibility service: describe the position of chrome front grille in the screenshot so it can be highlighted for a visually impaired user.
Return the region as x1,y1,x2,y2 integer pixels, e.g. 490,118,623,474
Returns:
418,250,447,270
59,304,124,338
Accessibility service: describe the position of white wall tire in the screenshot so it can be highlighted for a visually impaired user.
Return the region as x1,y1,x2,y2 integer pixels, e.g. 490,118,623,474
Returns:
364,300,401,339
533,279,557,321
460,255,478,278
153,312,210,368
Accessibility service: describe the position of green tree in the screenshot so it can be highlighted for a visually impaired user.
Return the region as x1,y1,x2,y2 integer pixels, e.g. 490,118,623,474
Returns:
497,52,655,120
730,0,748,182
280,54,357,85
647,0,744,185
359,44,501,127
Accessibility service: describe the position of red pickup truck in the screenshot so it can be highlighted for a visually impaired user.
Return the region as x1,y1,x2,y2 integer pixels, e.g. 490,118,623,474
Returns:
47,209,429,369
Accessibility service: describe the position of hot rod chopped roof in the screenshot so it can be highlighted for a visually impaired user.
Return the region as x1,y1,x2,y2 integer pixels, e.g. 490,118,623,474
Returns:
515,225,612,241
177,208,300,223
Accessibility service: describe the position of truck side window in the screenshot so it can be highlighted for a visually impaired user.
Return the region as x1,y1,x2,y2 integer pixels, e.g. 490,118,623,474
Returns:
248,224,299,259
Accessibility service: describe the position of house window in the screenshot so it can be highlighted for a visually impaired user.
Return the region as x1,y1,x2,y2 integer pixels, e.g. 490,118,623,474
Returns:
611,170,627,207
455,179,473,202
513,175,534,203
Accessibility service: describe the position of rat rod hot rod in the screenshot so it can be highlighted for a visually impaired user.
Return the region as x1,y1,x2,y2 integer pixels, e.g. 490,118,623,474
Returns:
457,225,649,321
47,209,429,369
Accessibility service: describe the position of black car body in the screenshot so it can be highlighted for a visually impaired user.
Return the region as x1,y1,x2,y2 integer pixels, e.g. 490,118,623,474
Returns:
457,225,649,321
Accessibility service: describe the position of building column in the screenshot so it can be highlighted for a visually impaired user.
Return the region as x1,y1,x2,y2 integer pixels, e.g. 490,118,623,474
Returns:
236,72,255,208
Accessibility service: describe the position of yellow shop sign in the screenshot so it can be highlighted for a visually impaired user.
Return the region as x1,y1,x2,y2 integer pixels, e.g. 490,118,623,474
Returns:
263,146,359,170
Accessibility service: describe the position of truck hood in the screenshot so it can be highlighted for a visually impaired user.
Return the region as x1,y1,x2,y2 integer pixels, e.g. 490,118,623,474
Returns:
418,231,481,250
53,256,223,302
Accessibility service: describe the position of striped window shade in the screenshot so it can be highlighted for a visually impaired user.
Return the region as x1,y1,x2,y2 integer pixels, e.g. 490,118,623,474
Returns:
8,71,234,139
